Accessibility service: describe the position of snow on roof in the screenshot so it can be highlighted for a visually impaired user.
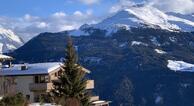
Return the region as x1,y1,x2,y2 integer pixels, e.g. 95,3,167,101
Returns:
0,62,90,76
29,103,56,106
0,62,61,76
0,54,13,60
92,101,106,104
92,100,111,105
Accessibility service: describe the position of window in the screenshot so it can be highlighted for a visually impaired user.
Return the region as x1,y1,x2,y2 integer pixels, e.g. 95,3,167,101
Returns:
34,95,39,102
55,72,57,77
34,75,49,83
45,76,49,82
26,95,30,101
58,70,62,76
35,76,39,83
40,76,45,83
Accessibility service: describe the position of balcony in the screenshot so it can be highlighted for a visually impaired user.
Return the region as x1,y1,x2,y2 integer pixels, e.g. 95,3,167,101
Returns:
86,80,94,89
29,80,94,91
29,83,53,91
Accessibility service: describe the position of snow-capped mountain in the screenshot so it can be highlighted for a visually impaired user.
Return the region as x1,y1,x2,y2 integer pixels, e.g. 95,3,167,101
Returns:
0,27,23,53
70,5,194,36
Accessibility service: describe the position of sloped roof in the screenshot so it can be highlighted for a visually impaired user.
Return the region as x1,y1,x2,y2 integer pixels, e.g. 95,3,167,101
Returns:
0,54,13,61
0,62,90,76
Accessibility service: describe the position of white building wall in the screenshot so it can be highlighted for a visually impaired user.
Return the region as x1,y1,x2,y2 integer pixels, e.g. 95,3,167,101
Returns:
15,76,34,102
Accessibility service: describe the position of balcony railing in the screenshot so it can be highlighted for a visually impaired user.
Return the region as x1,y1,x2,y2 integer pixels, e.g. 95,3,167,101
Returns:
86,80,94,89
29,80,94,91
29,83,53,91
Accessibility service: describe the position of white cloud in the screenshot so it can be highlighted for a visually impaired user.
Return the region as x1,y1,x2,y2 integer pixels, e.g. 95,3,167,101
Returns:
52,12,66,18
79,0,100,5
147,0,194,14
36,22,48,28
109,0,136,13
86,9,93,15
110,0,194,14
73,11,83,16
0,10,99,41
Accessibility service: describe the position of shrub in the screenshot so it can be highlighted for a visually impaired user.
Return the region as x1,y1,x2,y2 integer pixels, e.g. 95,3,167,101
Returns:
0,93,27,106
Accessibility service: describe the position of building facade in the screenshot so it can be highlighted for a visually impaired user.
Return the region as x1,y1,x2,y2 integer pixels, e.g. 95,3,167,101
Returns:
0,57,110,105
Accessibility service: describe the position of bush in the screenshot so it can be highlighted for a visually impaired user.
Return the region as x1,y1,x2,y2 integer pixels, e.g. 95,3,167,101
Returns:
0,93,27,106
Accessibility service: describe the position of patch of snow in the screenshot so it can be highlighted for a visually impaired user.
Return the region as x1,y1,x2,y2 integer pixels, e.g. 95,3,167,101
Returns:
74,45,78,51
154,49,167,54
150,37,160,46
84,57,102,64
155,96,163,104
6,44,17,50
167,60,194,72
0,28,22,43
0,43,3,53
169,36,177,42
167,14,194,31
162,42,170,46
119,42,128,48
0,27,23,53
180,83,190,88
131,41,148,46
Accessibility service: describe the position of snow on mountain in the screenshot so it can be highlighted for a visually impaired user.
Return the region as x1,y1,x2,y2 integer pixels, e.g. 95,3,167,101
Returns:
131,41,148,46
69,5,194,36
154,49,167,54
167,60,194,72
167,13,194,31
0,27,23,53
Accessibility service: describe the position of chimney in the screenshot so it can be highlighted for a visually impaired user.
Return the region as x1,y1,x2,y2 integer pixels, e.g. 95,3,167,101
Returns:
21,64,28,70
8,61,12,68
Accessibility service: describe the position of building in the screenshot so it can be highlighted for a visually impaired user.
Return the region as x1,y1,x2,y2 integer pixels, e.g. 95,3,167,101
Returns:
0,55,110,106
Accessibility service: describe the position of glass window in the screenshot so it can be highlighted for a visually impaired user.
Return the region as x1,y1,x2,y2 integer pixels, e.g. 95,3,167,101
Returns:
26,95,30,101
55,72,57,77
35,76,39,83
40,76,45,83
45,75,49,82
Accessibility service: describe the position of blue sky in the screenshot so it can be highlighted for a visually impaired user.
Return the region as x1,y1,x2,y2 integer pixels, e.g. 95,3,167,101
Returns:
0,0,126,17
0,0,144,41
0,0,194,41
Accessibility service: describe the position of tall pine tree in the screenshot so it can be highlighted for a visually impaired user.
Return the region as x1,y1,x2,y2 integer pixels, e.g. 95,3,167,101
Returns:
52,37,90,106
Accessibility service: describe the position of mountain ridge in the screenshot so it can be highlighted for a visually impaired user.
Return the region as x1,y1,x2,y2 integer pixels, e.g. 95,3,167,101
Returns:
68,5,194,37
0,27,23,53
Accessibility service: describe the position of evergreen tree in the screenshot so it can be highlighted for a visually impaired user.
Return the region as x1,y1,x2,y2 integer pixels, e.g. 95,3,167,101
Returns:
52,37,90,106
114,76,134,106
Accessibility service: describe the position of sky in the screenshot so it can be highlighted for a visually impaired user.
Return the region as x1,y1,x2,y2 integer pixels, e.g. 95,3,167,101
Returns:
0,0,194,41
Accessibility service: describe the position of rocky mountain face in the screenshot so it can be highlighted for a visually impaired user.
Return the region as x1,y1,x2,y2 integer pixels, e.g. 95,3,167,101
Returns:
0,27,23,53
6,4,194,106
11,27,194,106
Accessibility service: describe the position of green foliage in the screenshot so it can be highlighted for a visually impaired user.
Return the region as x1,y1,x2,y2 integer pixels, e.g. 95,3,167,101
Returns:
114,77,134,106
52,37,90,106
0,93,27,106
39,93,54,105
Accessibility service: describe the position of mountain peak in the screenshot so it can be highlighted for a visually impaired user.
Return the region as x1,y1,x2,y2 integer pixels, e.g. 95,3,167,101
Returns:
70,5,194,36
0,27,23,53
89,5,180,33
